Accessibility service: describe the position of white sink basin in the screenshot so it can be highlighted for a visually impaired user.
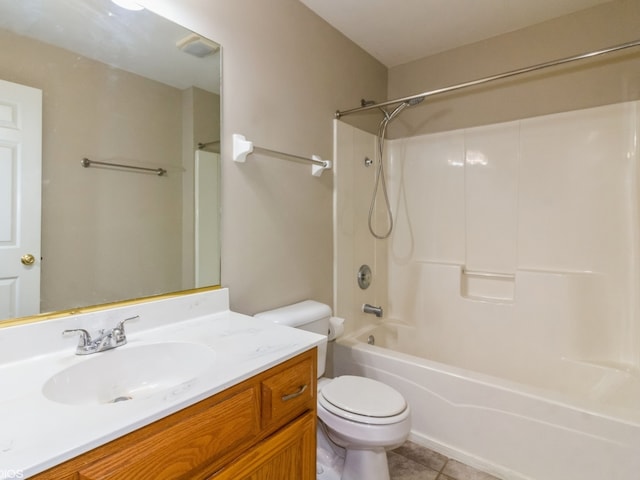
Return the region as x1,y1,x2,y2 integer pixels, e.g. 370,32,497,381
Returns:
42,342,216,405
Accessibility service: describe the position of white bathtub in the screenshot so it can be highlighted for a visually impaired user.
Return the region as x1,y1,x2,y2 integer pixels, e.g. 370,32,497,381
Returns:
333,323,640,480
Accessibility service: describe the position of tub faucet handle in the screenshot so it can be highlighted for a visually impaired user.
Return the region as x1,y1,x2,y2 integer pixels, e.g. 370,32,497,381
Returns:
363,303,383,318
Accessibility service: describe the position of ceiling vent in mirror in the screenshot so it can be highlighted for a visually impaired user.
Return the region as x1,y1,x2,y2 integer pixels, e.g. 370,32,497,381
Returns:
177,34,220,58
110,0,144,11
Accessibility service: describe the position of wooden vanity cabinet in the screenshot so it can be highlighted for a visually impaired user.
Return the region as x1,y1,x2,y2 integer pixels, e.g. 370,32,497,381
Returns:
32,348,316,480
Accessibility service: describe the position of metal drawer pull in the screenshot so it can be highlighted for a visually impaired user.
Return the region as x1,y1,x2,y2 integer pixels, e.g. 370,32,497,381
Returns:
281,384,308,401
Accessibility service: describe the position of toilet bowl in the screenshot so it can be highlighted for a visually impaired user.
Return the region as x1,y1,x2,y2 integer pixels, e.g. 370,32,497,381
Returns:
317,376,411,480
255,301,411,480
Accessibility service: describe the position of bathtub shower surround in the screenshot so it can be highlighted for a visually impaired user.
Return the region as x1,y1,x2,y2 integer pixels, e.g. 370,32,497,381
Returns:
386,100,639,375
333,100,640,480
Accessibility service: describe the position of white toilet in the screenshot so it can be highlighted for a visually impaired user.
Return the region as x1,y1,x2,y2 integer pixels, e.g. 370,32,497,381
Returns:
255,300,411,480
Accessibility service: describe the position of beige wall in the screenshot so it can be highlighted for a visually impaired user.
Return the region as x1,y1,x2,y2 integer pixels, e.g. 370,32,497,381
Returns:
140,0,387,314
387,0,640,138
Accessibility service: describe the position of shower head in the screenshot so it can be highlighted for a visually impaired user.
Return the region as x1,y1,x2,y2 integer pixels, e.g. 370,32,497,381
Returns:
405,96,425,106
384,96,425,122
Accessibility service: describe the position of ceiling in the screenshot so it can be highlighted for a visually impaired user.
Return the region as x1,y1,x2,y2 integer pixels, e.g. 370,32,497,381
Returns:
300,0,614,67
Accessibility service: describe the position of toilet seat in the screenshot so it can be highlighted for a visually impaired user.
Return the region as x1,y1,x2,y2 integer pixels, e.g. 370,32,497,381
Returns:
319,376,409,425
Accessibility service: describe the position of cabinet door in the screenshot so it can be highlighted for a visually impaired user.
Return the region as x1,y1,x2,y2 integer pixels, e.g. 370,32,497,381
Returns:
76,386,259,480
212,412,316,480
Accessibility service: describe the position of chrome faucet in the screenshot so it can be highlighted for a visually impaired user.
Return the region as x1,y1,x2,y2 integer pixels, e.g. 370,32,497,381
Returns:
63,316,138,355
362,303,383,318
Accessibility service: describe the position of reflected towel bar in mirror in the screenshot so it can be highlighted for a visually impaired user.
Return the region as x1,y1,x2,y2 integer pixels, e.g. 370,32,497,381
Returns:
81,157,167,176
198,140,220,150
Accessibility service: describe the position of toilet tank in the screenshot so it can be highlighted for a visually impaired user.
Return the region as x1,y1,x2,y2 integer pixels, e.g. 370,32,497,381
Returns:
254,300,331,377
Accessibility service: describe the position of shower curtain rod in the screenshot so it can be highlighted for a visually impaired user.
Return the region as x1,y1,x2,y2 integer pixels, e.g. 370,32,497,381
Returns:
335,38,640,118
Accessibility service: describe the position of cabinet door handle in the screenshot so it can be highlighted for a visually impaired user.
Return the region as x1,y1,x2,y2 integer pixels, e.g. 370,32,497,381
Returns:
281,384,308,401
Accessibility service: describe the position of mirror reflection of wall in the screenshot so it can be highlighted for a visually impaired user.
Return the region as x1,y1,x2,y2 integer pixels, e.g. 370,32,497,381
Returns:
0,0,221,322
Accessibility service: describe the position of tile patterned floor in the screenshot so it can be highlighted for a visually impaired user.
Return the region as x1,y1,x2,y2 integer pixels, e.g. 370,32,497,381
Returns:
388,442,502,480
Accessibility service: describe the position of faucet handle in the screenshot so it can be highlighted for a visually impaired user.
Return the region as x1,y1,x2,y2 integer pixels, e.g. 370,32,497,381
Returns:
116,315,139,332
62,329,92,347
113,315,139,344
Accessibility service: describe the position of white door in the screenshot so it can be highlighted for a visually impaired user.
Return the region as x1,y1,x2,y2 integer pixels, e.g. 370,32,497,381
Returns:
0,79,42,320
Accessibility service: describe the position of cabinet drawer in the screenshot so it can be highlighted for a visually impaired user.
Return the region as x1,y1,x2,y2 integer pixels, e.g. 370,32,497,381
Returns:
261,350,316,429
78,385,260,480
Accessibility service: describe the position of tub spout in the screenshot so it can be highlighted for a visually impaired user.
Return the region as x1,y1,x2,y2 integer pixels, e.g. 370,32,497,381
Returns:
363,303,383,318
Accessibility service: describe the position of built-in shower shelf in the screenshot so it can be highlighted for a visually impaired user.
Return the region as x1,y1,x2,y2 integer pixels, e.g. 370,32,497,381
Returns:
461,269,515,302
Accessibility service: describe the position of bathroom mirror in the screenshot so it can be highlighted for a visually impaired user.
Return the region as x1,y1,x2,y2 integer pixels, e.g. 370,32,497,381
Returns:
0,0,221,323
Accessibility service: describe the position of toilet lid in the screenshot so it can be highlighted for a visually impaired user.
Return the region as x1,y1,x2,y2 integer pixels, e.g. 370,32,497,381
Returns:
320,376,406,418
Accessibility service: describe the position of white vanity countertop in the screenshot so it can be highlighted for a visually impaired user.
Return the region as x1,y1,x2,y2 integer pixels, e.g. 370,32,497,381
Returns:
0,288,325,477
